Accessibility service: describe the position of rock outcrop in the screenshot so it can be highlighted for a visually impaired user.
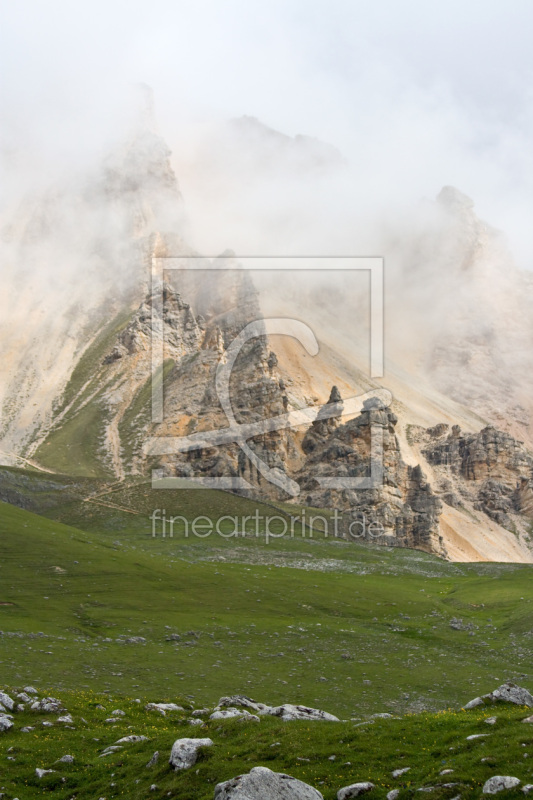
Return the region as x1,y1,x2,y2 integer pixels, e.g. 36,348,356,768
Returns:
298,396,445,555
214,766,324,799
422,425,533,529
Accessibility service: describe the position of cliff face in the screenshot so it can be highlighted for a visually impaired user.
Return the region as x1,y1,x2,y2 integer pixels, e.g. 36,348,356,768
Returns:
297,398,445,555
420,424,533,532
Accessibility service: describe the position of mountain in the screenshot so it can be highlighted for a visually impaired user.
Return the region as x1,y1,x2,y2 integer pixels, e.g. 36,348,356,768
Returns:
1,107,532,564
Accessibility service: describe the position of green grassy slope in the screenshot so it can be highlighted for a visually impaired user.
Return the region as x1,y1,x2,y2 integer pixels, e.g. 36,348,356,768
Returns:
1,499,532,720
1,688,532,800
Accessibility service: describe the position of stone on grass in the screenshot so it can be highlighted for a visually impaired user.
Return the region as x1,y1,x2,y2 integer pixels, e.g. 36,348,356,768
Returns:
115,735,148,744
465,683,533,710
169,737,213,770
146,702,183,715
0,716,13,732
210,708,259,721
387,792,400,800
36,768,55,778
268,704,340,722
483,776,521,794
337,783,375,799
0,692,14,711
216,695,269,713
214,766,323,799
392,768,410,778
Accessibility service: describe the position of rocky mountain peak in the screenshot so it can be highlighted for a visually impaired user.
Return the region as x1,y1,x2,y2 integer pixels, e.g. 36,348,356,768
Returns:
437,185,475,214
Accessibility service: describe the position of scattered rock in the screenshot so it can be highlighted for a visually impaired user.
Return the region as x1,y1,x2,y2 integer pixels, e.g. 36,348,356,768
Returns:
214,766,323,799
267,704,340,722
465,683,533,710
483,776,521,794
35,768,55,778
467,733,490,740
169,737,214,770
146,702,183,714
216,695,270,713
485,717,498,725
146,751,159,767
387,792,400,800
115,735,148,744
337,783,375,799
56,755,74,763
0,716,13,732
31,697,64,713
522,786,533,794
0,692,14,711
392,768,410,778
210,708,259,721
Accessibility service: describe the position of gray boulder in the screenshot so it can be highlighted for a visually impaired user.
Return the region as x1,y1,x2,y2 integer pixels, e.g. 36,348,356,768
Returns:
214,766,323,799
268,704,340,722
210,708,259,721
465,683,533,709
0,715,13,732
338,783,375,799
216,695,268,712
0,692,14,711
169,737,213,770
115,735,148,744
36,768,56,778
483,776,521,794
146,702,183,714
31,697,64,713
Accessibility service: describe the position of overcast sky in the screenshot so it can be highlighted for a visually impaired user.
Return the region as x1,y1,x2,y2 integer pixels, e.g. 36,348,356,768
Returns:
1,0,533,263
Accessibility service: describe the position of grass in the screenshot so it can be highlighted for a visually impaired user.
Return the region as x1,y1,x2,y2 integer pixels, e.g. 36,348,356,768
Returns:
33,307,133,477
1,496,533,718
0,688,532,799
1,465,533,797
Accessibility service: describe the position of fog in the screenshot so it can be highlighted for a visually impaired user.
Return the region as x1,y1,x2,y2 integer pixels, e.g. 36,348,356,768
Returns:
1,0,533,457
1,0,533,265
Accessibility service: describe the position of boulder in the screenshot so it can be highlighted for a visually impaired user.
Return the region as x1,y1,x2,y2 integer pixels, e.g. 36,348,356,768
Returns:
338,783,375,799
210,708,259,721
216,695,269,713
169,737,213,770
483,776,521,794
214,766,323,799
0,716,13,732
391,768,410,778
146,702,183,714
36,768,56,778
115,735,148,744
31,697,64,713
464,683,533,710
0,692,14,711
267,704,340,722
